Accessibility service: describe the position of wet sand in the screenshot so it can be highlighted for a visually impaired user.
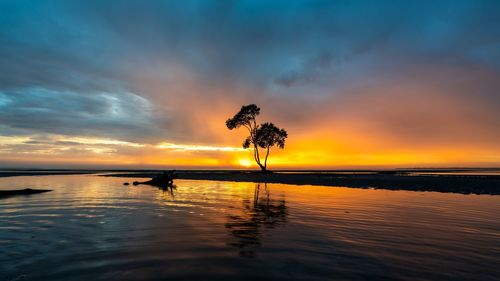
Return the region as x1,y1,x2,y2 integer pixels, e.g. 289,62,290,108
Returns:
1,169,498,195
106,170,500,195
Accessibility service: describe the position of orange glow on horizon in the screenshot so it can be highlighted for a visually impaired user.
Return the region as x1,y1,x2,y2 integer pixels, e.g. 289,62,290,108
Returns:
1,130,499,168
1,66,500,169
0,135,500,169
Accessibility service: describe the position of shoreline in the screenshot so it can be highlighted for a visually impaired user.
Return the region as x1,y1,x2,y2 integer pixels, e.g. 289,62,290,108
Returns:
0,169,498,195
104,170,500,195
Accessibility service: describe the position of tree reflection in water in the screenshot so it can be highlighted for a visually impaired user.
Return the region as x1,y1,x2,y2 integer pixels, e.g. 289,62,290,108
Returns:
159,183,177,198
225,183,287,258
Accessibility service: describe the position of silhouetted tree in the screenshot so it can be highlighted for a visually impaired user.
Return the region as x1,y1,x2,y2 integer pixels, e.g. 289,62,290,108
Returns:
226,104,288,172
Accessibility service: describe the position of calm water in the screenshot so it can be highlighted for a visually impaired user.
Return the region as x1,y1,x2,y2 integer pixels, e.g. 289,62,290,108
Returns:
1,175,499,281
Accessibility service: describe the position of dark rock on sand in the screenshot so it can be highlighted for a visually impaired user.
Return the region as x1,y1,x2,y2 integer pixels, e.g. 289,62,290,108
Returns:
103,170,500,195
0,188,52,198
132,170,176,188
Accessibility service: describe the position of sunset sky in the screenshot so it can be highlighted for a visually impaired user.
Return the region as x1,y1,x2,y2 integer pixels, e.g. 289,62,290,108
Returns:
1,0,499,169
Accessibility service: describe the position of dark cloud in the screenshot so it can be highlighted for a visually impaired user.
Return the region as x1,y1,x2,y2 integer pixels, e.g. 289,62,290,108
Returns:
0,88,161,141
274,52,335,87
3,0,499,91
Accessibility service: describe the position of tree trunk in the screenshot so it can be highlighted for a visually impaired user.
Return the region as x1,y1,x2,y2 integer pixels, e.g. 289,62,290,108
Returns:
264,146,270,170
253,144,268,172
258,163,267,172
247,122,268,173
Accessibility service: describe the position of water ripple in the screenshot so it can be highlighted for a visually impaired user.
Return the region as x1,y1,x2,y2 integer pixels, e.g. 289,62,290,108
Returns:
0,175,499,281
